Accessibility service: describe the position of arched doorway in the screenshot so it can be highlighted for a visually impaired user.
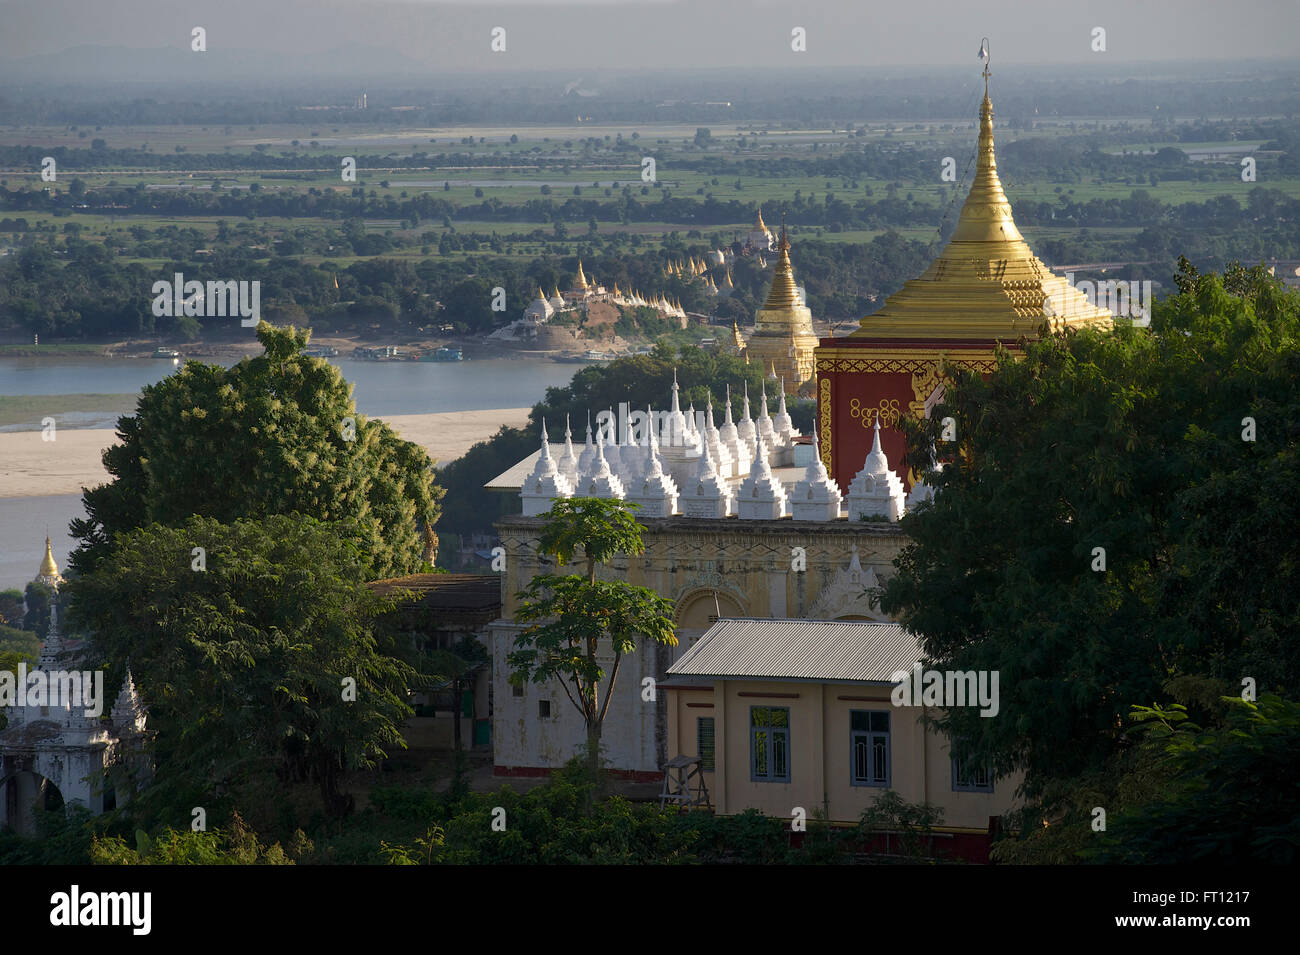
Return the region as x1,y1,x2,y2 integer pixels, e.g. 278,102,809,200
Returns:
1,771,65,837
672,590,745,662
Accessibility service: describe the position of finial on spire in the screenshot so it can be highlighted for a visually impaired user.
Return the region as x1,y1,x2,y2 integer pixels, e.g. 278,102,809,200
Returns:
979,37,991,98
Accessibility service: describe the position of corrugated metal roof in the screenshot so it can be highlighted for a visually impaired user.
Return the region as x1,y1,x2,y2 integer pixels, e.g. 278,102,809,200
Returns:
667,618,921,684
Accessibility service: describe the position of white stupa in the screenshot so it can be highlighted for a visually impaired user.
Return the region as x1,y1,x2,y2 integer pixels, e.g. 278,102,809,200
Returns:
626,406,679,517
905,463,942,511
703,393,734,480
718,383,750,476
737,382,758,460
576,411,597,478
791,431,842,521
846,417,906,522
756,384,776,449
736,433,788,520
520,420,574,516
772,379,794,447
581,430,626,499
557,414,580,487
679,442,734,518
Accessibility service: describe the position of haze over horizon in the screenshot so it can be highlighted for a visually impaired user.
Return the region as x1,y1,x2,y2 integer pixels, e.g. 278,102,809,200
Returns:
3,0,1299,78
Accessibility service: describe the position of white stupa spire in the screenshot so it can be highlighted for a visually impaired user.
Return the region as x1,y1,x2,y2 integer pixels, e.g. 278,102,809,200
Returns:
521,419,574,516
846,415,906,522
719,383,750,475
679,439,734,518
737,433,788,520
906,462,943,511
664,369,688,446
704,392,734,479
619,409,643,484
626,403,679,517
602,407,622,472
772,379,794,445
791,430,843,521
756,382,775,447
557,413,580,486
576,410,597,478
38,600,64,667
582,429,626,499
738,381,758,459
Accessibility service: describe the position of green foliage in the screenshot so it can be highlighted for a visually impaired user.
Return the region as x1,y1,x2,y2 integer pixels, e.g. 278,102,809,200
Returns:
91,812,296,864
0,588,24,628
858,790,946,858
67,514,416,819
510,499,677,763
0,805,98,865
69,322,442,580
22,580,56,633
1084,695,1300,864
536,497,647,580
882,262,1300,799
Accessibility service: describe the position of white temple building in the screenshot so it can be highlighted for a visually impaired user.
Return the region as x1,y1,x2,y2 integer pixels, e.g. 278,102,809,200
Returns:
490,375,922,525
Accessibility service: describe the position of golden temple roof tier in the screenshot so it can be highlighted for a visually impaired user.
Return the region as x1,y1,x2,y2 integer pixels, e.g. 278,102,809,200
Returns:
851,90,1112,341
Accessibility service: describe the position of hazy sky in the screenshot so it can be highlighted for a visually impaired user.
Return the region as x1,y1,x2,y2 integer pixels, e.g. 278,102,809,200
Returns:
3,0,1298,71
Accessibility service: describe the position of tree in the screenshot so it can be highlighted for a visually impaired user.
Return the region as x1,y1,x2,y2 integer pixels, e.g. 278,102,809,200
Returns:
0,589,24,628
22,581,56,634
69,322,442,580
508,498,677,775
880,261,1300,807
68,514,417,819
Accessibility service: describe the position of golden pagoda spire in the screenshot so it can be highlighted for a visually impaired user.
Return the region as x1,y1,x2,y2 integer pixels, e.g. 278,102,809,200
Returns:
948,41,1024,247
575,260,589,289
38,535,60,582
761,216,800,309
845,46,1112,341
755,208,766,232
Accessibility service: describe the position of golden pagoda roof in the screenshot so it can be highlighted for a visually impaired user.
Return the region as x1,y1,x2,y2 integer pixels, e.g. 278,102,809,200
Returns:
754,209,768,232
575,260,589,289
852,76,1112,341
39,536,59,579
761,226,801,310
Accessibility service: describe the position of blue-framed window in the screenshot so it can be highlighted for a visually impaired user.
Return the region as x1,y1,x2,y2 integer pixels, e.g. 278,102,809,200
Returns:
750,707,790,782
851,710,890,786
697,717,716,771
952,758,994,792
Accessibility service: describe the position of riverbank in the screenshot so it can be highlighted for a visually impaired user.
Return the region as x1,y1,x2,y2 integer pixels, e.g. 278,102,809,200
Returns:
0,407,530,499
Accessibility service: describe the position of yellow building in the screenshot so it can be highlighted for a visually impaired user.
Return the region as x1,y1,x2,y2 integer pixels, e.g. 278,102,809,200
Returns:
490,516,906,780
664,618,1021,860
742,225,820,392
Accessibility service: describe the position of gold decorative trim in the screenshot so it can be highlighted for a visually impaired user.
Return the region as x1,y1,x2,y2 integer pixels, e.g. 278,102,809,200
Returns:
818,377,832,469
